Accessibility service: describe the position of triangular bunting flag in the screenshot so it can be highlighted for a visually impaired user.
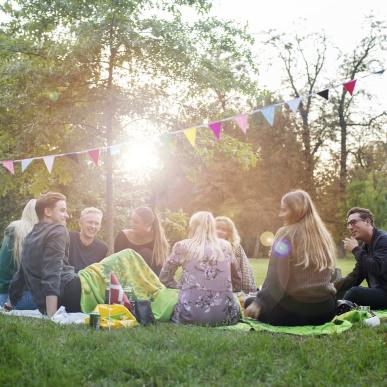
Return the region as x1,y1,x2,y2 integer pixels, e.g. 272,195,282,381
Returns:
183,127,197,147
66,153,79,164
286,97,302,113
109,145,121,156
2,160,14,175
208,121,222,140
343,80,357,96
21,158,33,172
261,105,276,126
109,272,135,314
234,114,249,134
374,69,385,75
317,89,329,100
43,155,55,174
88,149,100,165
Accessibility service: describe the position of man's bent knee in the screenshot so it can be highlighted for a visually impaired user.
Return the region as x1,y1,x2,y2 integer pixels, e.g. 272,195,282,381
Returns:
343,286,363,303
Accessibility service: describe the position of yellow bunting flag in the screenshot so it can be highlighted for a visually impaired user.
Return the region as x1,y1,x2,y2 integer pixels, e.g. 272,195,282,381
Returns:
183,127,197,148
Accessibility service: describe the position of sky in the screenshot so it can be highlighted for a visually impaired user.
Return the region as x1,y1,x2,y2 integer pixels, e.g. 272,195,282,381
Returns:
208,0,387,102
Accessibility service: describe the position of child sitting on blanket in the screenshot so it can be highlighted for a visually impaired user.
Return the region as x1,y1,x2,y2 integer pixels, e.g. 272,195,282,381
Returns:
159,211,242,326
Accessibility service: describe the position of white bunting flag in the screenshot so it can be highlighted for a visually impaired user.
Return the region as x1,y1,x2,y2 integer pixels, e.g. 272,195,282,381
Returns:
286,97,302,113
43,155,55,173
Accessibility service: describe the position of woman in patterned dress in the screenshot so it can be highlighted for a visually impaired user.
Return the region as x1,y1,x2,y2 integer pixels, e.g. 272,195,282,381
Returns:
159,211,242,326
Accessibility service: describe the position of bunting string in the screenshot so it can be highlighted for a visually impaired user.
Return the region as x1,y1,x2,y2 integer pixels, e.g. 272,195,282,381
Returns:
0,68,384,175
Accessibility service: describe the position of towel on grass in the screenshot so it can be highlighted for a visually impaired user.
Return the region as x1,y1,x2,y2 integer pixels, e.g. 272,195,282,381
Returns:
217,309,387,335
78,249,165,314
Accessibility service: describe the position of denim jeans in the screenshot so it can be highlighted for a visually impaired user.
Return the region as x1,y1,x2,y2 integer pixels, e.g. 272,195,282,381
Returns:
0,291,38,310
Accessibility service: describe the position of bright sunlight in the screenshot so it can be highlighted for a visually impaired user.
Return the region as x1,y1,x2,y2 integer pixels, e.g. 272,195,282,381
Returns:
117,140,160,179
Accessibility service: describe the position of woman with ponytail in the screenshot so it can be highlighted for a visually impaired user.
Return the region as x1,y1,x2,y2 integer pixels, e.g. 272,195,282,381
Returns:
0,199,38,309
159,211,241,326
245,190,337,326
114,206,169,276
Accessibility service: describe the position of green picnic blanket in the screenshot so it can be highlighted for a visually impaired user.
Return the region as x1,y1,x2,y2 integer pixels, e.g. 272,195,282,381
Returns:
148,288,387,335
218,309,387,335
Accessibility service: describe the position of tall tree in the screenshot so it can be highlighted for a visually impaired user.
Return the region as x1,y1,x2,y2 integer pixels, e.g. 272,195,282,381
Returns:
0,0,262,250
332,16,387,194
265,31,330,193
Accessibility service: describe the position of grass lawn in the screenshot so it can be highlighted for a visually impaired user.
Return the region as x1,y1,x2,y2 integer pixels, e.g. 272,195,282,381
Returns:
0,257,386,386
250,257,359,287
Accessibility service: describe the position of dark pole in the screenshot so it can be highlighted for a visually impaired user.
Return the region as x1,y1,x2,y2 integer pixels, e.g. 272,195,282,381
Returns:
105,12,117,254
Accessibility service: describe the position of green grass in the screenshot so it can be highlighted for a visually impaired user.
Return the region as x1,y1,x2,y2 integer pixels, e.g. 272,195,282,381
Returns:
250,257,358,287
0,257,385,386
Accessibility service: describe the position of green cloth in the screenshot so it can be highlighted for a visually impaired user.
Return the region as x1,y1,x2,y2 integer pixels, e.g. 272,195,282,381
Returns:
78,249,165,313
218,317,352,335
218,309,387,335
0,228,18,293
151,288,179,321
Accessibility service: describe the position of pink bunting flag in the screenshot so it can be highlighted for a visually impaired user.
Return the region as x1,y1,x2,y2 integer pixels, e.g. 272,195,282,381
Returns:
208,121,222,140
343,80,357,96
43,155,55,173
88,149,100,165
234,114,249,134
2,160,14,175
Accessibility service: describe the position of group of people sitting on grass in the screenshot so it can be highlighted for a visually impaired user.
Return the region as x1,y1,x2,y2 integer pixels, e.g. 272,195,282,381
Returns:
0,190,386,326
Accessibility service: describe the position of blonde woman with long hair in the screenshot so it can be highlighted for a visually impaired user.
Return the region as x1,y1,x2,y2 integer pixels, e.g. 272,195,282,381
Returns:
245,190,337,326
159,211,242,326
216,216,256,293
114,206,169,276
0,199,38,309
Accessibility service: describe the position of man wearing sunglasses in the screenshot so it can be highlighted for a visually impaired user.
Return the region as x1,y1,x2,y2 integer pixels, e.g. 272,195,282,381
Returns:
334,207,387,309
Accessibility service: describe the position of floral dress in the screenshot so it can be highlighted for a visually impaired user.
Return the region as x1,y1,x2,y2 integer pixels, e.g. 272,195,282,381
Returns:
159,238,241,326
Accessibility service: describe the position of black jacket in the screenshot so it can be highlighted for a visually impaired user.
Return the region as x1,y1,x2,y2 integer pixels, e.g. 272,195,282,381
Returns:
9,222,75,312
335,228,387,293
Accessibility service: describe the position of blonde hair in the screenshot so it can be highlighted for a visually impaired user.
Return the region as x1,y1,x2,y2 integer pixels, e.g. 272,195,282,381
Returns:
80,207,103,219
215,216,241,249
275,190,336,271
8,199,38,267
133,207,169,268
186,211,225,263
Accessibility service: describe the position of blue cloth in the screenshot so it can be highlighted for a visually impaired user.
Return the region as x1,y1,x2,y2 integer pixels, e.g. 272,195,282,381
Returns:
0,291,37,310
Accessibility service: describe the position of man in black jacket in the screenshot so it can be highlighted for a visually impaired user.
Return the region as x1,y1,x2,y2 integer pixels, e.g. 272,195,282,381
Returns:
334,207,387,309
8,192,80,317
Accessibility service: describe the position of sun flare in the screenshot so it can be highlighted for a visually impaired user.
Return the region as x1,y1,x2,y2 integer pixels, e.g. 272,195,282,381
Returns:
118,140,160,177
